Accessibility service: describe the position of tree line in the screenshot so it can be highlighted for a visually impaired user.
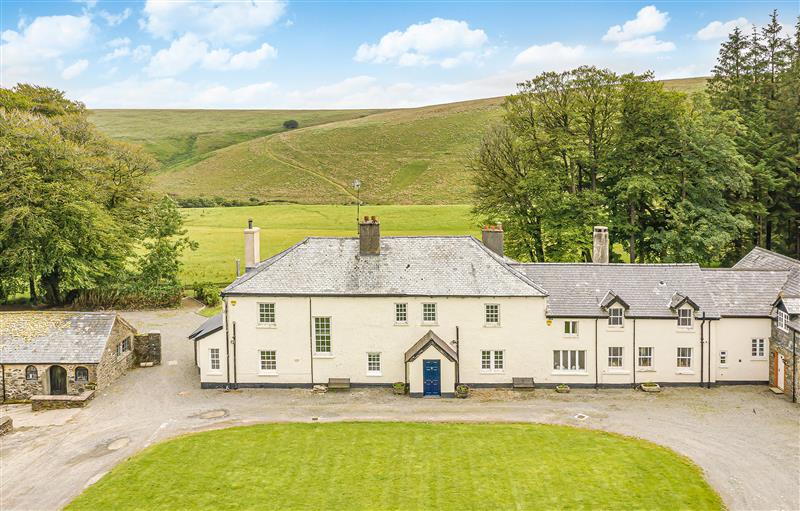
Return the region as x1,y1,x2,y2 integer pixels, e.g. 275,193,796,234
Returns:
472,10,799,265
0,85,196,306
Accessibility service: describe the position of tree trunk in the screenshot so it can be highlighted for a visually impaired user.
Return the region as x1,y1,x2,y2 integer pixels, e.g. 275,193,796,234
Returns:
28,275,37,304
765,220,772,250
42,268,62,305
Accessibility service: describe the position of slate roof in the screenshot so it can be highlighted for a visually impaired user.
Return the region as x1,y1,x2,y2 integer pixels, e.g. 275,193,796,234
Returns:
188,313,223,342
733,247,800,313
701,269,790,317
404,330,458,362
510,263,719,318
0,312,119,364
223,236,546,297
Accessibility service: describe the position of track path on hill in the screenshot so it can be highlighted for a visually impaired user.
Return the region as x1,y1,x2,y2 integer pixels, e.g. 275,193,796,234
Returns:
262,134,358,202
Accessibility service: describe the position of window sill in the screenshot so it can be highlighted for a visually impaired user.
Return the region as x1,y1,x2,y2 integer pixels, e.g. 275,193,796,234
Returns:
208,371,223,375
606,327,625,332
636,367,656,372
313,354,334,359
258,371,278,376
256,324,277,329
750,357,767,361
552,371,588,376
562,334,579,339
394,322,408,326
366,372,382,377
480,370,505,374
605,369,629,375
675,328,695,333
676,370,695,375
483,324,501,328
421,322,438,327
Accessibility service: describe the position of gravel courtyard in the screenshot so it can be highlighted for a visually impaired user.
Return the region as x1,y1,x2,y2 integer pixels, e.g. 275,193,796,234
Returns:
1,302,798,510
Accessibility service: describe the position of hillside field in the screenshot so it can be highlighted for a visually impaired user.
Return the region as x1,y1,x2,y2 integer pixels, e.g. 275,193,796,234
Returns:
91,77,707,205
181,204,477,284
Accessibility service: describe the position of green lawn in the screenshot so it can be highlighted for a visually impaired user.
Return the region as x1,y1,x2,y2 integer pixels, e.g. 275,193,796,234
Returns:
180,204,477,285
67,422,722,511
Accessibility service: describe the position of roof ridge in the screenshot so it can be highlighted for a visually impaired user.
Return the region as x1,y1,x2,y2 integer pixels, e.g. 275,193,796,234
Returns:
750,246,800,264
511,262,700,267
467,238,548,295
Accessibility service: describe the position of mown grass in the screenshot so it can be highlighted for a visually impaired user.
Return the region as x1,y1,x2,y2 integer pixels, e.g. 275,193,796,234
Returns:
88,109,383,169
66,422,722,511
181,204,477,285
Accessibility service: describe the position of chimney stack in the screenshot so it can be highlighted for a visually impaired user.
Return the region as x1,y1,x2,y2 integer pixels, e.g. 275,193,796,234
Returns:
359,216,380,256
481,223,504,257
244,218,261,270
592,226,609,264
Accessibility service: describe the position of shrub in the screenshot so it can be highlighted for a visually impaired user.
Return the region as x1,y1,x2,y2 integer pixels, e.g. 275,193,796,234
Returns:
193,282,221,307
283,119,299,129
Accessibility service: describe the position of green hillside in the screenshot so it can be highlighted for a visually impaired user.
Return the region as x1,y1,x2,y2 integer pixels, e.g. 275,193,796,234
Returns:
88,109,384,169
90,77,707,205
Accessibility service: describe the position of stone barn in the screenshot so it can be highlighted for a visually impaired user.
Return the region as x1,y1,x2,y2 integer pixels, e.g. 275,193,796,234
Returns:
0,312,142,402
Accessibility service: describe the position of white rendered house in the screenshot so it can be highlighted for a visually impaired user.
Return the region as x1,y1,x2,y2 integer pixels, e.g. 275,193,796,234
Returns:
189,219,796,397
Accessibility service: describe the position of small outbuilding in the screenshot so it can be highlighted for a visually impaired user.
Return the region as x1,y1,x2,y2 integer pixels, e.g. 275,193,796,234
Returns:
0,312,144,402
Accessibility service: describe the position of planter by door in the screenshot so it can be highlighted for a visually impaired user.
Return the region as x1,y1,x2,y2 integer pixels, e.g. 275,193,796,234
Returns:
423,360,441,397
49,365,67,395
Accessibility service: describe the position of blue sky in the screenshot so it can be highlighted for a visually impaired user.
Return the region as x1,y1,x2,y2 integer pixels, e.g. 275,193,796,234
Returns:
1,1,797,108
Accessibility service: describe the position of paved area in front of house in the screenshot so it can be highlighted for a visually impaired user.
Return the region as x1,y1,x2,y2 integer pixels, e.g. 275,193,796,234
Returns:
1,302,798,511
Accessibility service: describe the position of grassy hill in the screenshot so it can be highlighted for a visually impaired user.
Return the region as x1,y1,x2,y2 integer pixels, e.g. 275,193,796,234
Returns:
91,77,708,205
88,109,384,170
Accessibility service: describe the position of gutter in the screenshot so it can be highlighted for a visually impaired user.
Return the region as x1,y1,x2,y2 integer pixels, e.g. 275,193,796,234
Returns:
455,326,460,385
232,321,238,389
224,300,231,388
793,329,797,403
308,297,314,386
632,318,636,388
700,312,706,388
594,319,598,389
707,320,712,390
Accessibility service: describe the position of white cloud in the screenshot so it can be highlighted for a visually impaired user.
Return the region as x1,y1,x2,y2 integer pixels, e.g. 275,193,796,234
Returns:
614,35,675,54
696,17,750,40
107,37,131,48
146,34,276,76
355,18,488,68
132,45,152,62
1,14,93,85
62,59,89,79
603,5,670,42
99,8,131,27
141,0,286,45
101,46,131,61
202,43,277,71
513,42,586,67
146,33,208,77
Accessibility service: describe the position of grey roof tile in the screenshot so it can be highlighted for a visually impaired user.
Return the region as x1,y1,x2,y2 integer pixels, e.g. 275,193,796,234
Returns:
702,269,789,317
188,313,223,341
511,263,719,318
223,236,546,297
0,312,118,364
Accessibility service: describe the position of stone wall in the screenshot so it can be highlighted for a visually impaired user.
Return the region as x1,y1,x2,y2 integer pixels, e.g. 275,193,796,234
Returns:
95,317,137,390
134,331,161,365
0,416,12,436
769,320,798,403
30,391,94,411
2,363,98,402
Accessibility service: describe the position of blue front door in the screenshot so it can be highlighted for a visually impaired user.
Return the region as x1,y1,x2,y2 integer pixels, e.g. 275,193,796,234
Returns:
423,360,441,396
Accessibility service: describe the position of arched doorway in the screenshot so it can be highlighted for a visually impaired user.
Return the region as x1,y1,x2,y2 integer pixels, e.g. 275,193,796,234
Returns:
48,365,67,395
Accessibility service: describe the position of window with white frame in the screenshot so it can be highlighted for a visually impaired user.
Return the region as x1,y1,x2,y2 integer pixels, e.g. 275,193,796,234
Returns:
259,350,277,373
122,337,131,352
314,317,331,354
481,350,504,372
25,365,38,380
608,347,624,368
677,347,692,368
564,321,578,336
608,307,624,327
209,348,221,371
777,309,789,332
258,303,276,325
677,308,693,327
719,350,728,366
422,303,437,323
395,303,407,324
367,352,381,375
553,350,586,372
638,347,653,368
751,338,765,358
484,304,500,326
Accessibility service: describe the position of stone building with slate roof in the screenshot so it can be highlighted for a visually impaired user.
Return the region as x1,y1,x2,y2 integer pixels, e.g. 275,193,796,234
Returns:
190,219,798,401
0,312,138,401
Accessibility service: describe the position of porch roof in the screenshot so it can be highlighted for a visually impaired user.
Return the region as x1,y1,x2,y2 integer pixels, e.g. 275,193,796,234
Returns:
404,330,457,363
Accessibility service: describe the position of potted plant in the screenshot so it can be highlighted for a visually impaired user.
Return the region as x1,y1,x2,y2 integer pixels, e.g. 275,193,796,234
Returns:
555,384,570,394
455,384,470,398
392,382,406,395
639,382,661,393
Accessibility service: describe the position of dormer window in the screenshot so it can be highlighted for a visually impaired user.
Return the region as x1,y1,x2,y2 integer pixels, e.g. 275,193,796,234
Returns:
777,310,789,332
608,307,624,327
677,308,693,328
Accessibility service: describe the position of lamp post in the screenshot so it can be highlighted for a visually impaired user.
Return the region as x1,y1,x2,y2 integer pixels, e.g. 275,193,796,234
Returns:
352,179,361,228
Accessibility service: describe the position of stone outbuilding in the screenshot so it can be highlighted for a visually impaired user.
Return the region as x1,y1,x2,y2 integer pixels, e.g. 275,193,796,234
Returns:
0,312,145,402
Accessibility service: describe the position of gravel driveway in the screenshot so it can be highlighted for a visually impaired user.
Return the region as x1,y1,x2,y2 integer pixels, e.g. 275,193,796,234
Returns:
1,302,798,510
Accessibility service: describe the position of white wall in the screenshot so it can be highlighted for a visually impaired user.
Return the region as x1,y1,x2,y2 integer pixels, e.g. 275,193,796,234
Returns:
197,295,772,388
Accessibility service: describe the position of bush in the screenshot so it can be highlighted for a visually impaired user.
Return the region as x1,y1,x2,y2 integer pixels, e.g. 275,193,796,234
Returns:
283,119,299,129
73,284,184,309
193,282,221,307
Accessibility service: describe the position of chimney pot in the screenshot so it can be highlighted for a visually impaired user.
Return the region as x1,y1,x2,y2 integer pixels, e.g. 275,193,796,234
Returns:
359,216,380,255
592,226,609,264
244,221,261,270
247,218,253,229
